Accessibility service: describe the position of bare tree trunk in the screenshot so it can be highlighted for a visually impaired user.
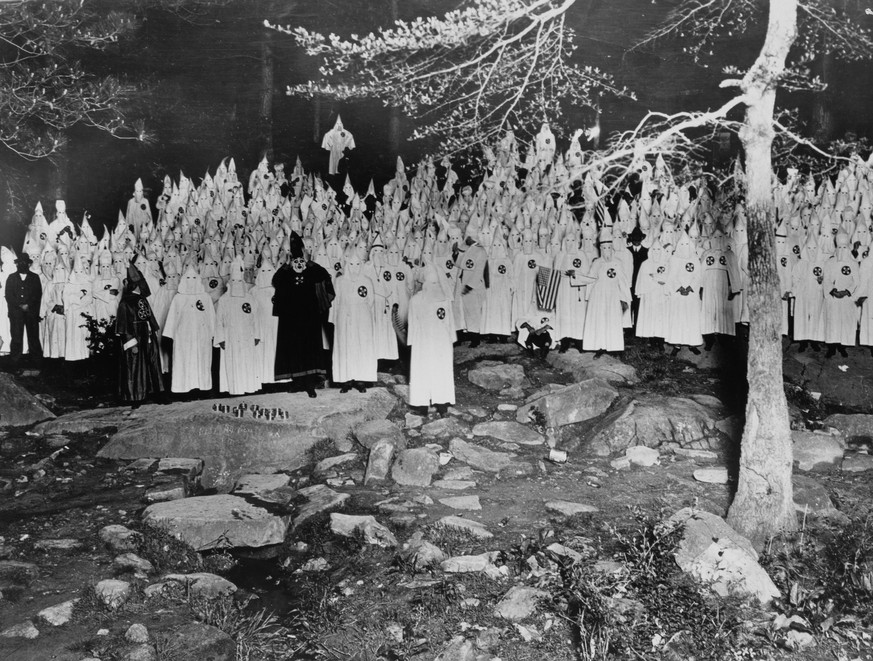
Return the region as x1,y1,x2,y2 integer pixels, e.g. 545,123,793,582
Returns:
259,37,274,161
810,51,834,143
388,0,401,153
726,0,798,547
313,96,321,143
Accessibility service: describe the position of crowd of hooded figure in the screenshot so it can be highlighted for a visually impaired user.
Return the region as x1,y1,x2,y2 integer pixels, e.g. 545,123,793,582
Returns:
5,121,873,408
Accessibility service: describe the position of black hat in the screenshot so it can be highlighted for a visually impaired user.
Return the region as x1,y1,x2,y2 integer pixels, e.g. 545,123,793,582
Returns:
15,254,33,266
628,226,646,243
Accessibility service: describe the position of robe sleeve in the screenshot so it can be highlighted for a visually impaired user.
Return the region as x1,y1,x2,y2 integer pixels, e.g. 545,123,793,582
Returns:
213,299,227,347
162,298,180,341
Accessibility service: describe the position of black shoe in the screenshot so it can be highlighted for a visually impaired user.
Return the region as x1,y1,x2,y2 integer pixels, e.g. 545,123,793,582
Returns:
839,347,848,358
558,342,569,354
306,388,317,398
798,341,807,353
593,349,605,359
435,403,448,417
354,382,367,393
468,336,480,348
340,384,351,393
825,346,836,358
689,346,701,355
811,342,821,352
704,336,715,351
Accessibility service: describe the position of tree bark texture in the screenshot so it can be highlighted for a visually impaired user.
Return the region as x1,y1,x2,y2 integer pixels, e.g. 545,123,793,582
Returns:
726,0,798,546
259,37,275,161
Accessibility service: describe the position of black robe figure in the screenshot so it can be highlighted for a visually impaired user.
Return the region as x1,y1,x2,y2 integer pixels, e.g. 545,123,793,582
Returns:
116,264,164,404
272,239,334,397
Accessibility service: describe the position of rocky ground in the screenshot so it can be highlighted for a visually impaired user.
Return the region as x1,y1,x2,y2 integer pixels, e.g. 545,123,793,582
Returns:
0,336,872,661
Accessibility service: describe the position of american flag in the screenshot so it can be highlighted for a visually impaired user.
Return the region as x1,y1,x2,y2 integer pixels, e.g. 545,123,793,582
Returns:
536,266,562,311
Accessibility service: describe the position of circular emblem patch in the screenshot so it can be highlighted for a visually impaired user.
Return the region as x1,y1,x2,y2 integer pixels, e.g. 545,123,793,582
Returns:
446,260,454,270
706,256,715,266
465,259,474,269
719,256,727,266
196,299,205,311
242,302,251,314
842,265,852,276
357,285,368,298
657,266,666,274
813,266,823,277
383,270,392,282
104,284,112,290
780,257,788,267
685,263,695,272
136,299,150,320
606,268,616,279
541,317,549,325
436,307,446,320
396,272,405,281
544,138,551,144
527,259,536,269
209,278,219,289
140,203,146,211
792,245,800,255
497,264,507,275
572,258,582,269
334,262,342,271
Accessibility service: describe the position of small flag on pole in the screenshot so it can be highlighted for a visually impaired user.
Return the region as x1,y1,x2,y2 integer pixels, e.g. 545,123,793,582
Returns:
536,265,562,311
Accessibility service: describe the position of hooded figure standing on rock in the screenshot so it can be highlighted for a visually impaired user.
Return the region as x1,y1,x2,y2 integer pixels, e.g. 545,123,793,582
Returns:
162,265,215,394
115,262,164,406
215,256,262,395
407,264,456,416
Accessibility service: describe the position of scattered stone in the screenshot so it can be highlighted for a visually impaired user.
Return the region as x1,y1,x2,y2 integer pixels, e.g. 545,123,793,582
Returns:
422,417,468,438
354,419,406,450
95,579,131,609
472,421,543,446
693,467,729,484
546,350,638,385
0,560,39,584
669,446,719,461
499,461,536,479
414,494,434,505
545,500,599,517
517,378,618,428
467,363,527,391
162,572,237,599
499,385,525,399
589,395,722,455
842,453,873,472
125,458,157,472
626,446,660,467
821,413,873,446
398,532,446,570
432,479,476,490
143,494,287,550
449,438,514,473
37,599,77,626
443,466,476,481
113,553,154,575
466,406,489,418
498,404,518,412
120,643,157,661
301,557,329,572
0,620,39,639
378,372,397,385
793,475,835,514
494,586,547,621
125,623,150,644
232,473,292,495
439,495,481,511
392,448,440,487
293,484,351,528
609,456,631,470
163,623,235,661
793,431,844,471
99,525,142,554
433,636,479,661
435,515,493,539
330,513,398,547
144,480,187,504
0,373,55,426
365,438,396,484
156,457,204,479
441,552,500,574
405,413,424,429
546,543,584,563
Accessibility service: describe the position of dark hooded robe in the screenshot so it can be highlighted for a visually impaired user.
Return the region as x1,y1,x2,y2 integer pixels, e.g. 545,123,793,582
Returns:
272,242,334,382
115,265,164,402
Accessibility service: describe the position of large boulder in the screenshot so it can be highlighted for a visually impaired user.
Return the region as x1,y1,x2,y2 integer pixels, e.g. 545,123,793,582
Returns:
34,406,127,436
588,395,724,456
143,494,287,550
0,373,55,427
517,378,618,429
353,419,405,450
391,448,440,487
471,421,543,446
98,388,396,490
467,363,527,391
822,414,873,446
546,350,638,385
668,508,778,605
792,431,844,471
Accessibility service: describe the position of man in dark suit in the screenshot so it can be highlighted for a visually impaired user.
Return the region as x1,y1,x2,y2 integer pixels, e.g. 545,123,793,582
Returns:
5,253,43,360
626,225,648,331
